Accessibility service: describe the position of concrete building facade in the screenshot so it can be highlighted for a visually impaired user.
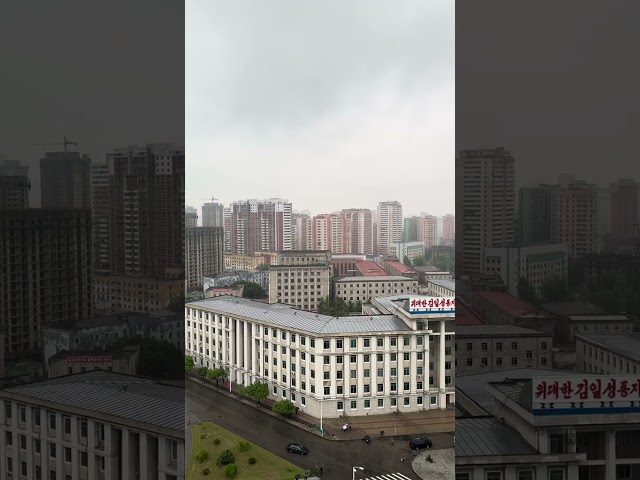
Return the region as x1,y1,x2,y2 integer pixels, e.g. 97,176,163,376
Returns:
0,159,30,209
227,198,292,254
93,274,183,314
333,276,418,304
40,151,91,209
376,201,403,256
185,227,224,291
576,334,640,375
389,241,425,265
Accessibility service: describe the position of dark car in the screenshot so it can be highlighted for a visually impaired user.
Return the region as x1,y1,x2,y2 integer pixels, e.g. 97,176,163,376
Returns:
409,436,433,449
287,443,309,455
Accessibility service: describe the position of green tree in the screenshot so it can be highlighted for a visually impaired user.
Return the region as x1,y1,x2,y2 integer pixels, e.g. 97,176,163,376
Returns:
242,381,269,406
317,297,349,316
402,256,412,267
517,277,538,304
218,449,235,465
224,464,238,478
256,263,270,271
412,255,426,267
433,253,454,273
196,366,208,379
540,276,568,303
206,367,227,388
272,399,296,417
185,355,195,375
232,281,267,299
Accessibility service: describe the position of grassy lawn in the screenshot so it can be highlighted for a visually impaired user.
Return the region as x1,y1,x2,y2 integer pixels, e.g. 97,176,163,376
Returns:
187,421,310,480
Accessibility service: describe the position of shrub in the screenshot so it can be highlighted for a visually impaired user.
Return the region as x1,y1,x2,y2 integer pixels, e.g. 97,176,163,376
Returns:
195,450,209,463
202,468,210,475
225,463,238,478
272,399,296,417
248,457,256,465
218,449,235,465
238,440,250,452
214,438,221,445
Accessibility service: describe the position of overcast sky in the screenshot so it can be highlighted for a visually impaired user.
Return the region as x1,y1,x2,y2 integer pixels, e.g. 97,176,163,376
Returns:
456,1,640,188
0,1,184,206
186,0,454,219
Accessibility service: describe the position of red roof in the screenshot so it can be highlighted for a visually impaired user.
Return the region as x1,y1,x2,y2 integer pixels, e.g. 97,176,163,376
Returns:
474,291,552,318
455,301,485,325
355,261,388,276
385,261,417,274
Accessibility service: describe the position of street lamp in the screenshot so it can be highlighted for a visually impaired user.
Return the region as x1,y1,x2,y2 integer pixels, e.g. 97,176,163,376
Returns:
319,398,324,437
352,466,364,480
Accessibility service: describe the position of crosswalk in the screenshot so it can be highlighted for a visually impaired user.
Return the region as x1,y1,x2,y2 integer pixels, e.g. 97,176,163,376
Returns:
362,474,413,480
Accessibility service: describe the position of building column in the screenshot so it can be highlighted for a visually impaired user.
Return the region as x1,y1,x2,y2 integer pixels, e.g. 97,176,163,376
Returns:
121,428,134,480
236,319,242,383
227,318,234,379
243,320,249,384
605,430,616,480
139,432,152,480
71,416,80,479
438,319,446,409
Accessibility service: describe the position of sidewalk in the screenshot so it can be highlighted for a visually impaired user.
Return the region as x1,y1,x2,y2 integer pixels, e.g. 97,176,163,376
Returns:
188,375,454,441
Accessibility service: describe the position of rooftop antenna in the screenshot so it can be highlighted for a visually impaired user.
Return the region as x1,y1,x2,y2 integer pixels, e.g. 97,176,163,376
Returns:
34,135,78,152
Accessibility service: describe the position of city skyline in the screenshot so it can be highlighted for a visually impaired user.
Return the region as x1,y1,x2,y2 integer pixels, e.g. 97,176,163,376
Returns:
185,0,455,216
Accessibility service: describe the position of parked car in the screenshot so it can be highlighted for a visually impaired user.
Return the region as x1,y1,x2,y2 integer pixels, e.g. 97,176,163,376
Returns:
287,443,309,455
409,436,433,449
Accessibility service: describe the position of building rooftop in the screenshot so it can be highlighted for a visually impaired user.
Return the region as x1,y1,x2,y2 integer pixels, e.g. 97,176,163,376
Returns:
474,291,552,319
576,334,640,362
334,275,414,283
414,266,446,273
49,346,139,363
354,261,388,276
455,325,549,337
2,371,183,432
541,301,603,316
385,260,417,274
455,417,536,457
427,278,456,292
455,301,485,326
568,315,630,322
187,297,412,334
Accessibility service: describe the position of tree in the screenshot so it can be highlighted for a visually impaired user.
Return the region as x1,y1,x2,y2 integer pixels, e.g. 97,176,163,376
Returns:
232,281,267,299
218,449,235,465
242,381,269,406
256,263,270,271
317,296,349,316
433,253,454,273
540,276,568,303
517,277,538,304
412,255,426,267
206,367,227,388
272,399,296,417
196,366,208,379
402,256,412,267
185,355,195,375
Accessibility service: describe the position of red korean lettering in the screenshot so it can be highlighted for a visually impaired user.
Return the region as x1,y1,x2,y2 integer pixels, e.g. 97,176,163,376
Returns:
535,381,547,399
576,379,589,399
547,381,560,400
618,380,630,397
560,381,573,399
589,379,603,399
445,299,451,307
603,379,617,399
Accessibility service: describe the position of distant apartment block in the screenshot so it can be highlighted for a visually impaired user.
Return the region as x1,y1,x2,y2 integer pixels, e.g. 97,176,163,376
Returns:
40,151,91,209
376,201,403,256
483,242,568,297
269,251,331,311
442,214,455,244
0,210,93,361
389,241,425,264
518,185,558,243
185,206,198,227
341,208,374,255
417,215,438,249
291,213,312,250
576,334,640,375
610,179,638,254
94,274,183,313
551,183,598,258
456,147,515,275
0,159,30,209
403,217,418,241
228,198,292,254
223,254,267,271
185,227,224,290
333,276,418,304
202,201,224,227
0,371,184,480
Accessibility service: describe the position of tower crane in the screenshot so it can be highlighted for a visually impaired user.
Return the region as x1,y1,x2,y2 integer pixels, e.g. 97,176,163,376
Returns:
33,136,78,152
200,197,219,203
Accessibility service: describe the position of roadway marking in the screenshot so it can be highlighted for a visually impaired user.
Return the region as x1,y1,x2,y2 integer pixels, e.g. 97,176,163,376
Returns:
362,474,413,480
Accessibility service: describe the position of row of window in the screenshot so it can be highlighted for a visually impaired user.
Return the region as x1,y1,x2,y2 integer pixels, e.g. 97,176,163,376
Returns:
455,468,565,480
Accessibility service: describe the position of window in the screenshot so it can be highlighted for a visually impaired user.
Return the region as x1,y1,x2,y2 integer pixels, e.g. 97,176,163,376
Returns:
496,357,503,366
80,420,87,438
390,337,397,347
404,397,410,406
466,343,473,351
404,382,410,391
376,354,383,362
33,408,41,426
291,333,296,342
517,470,534,480
20,434,27,449
364,400,371,408
64,416,71,434
364,338,370,347
48,412,56,430
337,401,344,410
486,472,502,480
34,439,41,453
549,469,565,480
5,431,12,445
65,447,72,462
336,356,343,364
430,396,437,405
481,342,488,351
81,451,88,467
549,434,566,453
526,350,533,359
350,355,357,363
50,444,57,458
351,400,357,409
301,336,306,345
364,369,370,377
324,387,330,395
403,353,410,361
377,383,384,392
310,339,315,348
21,462,27,477
336,339,343,349
391,353,397,361
323,357,330,365
466,358,473,366
19,405,26,423
377,338,384,347
350,339,356,348
496,342,503,351
403,336,410,346
350,385,357,394
417,396,423,405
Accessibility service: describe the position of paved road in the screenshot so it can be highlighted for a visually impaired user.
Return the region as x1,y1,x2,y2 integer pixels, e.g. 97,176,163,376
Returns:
186,381,453,479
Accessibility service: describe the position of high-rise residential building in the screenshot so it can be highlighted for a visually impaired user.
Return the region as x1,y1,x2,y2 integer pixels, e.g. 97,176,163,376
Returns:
291,213,312,250
104,144,185,278
376,201,403,256
518,185,559,243
223,206,232,252
610,179,638,254
202,201,224,227
91,163,110,272
342,208,374,255
0,210,93,361
268,250,331,311
442,214,455,244
551,183,598,258
417,215,438,249
228,198,292,255
185,226,224,290
403,217,418,242
185,205,198,227
0,159,30,209
311,213,332,251
456,147,516,275
40,151,92,209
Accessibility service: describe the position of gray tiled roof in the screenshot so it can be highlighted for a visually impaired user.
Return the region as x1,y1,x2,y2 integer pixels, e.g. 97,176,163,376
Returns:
187,297,412,334
427,278,456,291
576,334,640,362
455,417,536,456
455,325,549,337
3,371,184,432
334,276,414,282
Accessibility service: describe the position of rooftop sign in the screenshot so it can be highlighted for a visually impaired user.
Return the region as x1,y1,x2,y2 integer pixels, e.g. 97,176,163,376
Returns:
408,296,455,315
532,376,640,415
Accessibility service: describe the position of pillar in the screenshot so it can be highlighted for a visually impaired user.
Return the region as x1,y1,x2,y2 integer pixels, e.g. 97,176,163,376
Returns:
439,319,446,409
122,428,134,480
605,430,616,480
243,320,249,384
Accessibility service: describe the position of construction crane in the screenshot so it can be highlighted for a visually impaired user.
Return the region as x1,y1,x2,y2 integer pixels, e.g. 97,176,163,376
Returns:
200,197,219,204
34,135,78,152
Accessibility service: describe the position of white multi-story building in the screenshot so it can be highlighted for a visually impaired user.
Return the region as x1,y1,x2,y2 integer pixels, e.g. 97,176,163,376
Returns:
333,276,418,304
389,241,426,265
185,295,455,419
377,201,403,256
0,371,184,480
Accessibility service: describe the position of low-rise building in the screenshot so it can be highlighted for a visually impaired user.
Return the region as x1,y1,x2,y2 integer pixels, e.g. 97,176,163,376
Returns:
427,278,455,297
185,295,455,419
94,274,183,313
48,345,140,378
455,325,552,375
333,276,418,304
379,259,420,280
388,241,425,265
567,315,634,342
204,285,244,299
0,371,184,480
223,254,268,272
576,334,640,375
355,260,388,277
331,254,367,277
413,266,453,285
